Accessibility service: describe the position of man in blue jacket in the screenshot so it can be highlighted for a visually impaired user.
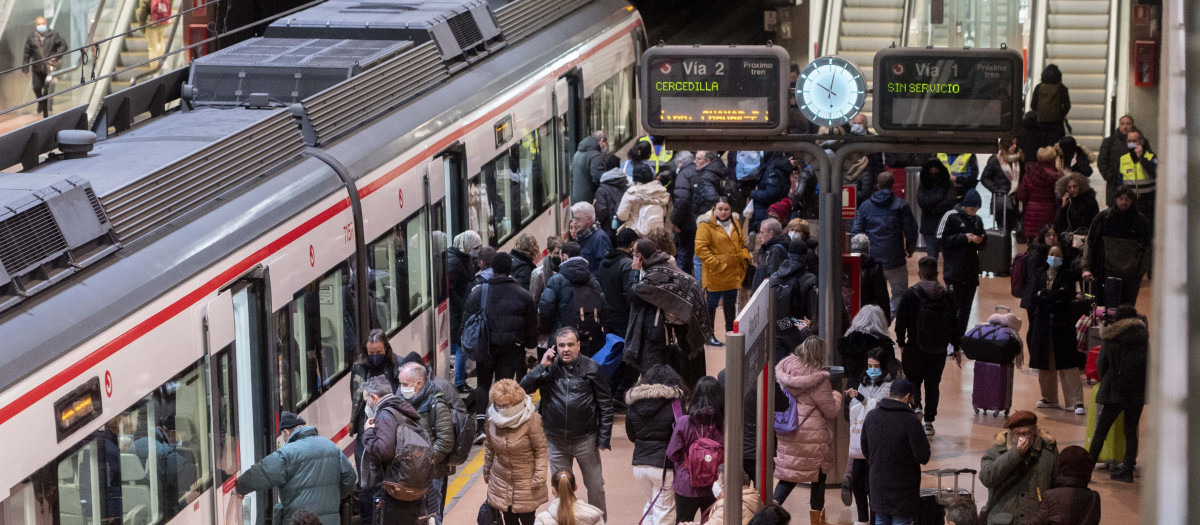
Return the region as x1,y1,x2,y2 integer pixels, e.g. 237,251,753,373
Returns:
569,202,610,276
852,172,919,317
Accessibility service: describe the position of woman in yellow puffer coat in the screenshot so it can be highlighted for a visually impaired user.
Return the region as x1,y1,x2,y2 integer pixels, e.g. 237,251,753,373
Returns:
694,197,750,346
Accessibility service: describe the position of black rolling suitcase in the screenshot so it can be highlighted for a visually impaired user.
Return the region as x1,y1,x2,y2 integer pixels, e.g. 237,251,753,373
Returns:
980,203,1012,277
1103,276,1124,310
918,468,977,525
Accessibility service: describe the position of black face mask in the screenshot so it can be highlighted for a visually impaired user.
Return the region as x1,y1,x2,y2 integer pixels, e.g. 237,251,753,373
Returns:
549,256,562,270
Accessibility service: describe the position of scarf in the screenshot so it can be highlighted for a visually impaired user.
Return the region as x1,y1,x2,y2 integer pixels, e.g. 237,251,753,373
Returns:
998,150,1022,194
488,396,535,429
843,155,870,182
624,255,712,363
716,217,733,236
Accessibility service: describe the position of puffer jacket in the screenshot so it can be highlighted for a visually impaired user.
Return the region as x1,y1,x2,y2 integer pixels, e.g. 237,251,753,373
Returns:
1053,174,1099,236
407,382,456,478
520,355,614,448
695,214,750,292
749,152,792,229
617,180,671,234
571,136,606,204
466,275,538,351
937,205,986,285
1095,317,1149,405
980,430,1059,525
774,356,843,483
235,426,356,525
698,485,762,525
672,160,699,231
1017,159,1063,238
447,247,475,344
534,498,606,525
511,250,537,290
484,401,550,514
360,396,423,492
624,383,684,467
597,248,637,337
691,158,728,218
917,159,958,236
851,189,918,270
539,257,605,332
836,331,895,390
575,222,611,276
594,168,629,238
1032,476,1100,525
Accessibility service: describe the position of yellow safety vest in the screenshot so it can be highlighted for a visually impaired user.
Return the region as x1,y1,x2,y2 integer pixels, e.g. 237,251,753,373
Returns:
1119,151,1155,196
640,135,674,171
937,153,973,176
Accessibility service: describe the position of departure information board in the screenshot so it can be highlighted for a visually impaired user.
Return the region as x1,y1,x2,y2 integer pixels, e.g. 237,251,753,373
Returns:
641,46,789,136
873,48,1022,137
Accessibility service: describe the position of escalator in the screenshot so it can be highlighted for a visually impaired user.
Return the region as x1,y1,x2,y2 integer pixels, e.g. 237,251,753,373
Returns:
825,0,909,125
1041,0,1113,150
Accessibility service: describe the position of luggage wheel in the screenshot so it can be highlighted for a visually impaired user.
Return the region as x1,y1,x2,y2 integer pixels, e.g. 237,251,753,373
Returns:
973,407,980,414
993,410,1002,417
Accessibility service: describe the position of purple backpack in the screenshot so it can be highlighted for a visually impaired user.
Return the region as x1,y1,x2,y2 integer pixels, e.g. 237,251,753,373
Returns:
961,323,1022,364
774,390,799,435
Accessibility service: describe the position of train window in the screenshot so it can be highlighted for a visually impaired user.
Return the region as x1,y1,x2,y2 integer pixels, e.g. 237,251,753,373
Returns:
431,201,447,303
368,228,407,334
482,126,551,245
467,174,490,241
404,210,431,317
587,66,635,151
274,259,357,408
212,348,239,490
536,122,556,209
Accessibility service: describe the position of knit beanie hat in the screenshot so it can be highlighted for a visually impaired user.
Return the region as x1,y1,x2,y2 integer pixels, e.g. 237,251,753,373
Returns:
963,189,983,208
767,198,792,220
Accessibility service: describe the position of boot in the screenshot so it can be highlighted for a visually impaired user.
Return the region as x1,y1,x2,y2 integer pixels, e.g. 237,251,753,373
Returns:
809,509,826,525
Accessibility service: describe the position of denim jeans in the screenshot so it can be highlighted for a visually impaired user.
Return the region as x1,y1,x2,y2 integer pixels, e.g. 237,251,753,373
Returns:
421,477,445,524
693,255,703,285
453,343,467,387
882,265,909,318
875,514,914,525
547,434,606,517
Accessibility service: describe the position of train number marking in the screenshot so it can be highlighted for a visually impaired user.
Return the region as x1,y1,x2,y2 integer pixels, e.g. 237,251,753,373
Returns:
398,188,405,209
343,223,354,243
309,245,316,267
104,371,113,397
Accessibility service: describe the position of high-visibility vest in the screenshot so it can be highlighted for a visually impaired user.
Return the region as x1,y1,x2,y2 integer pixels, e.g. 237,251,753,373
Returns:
937,153,973,176
1120,151,1155,196
640,135,674,171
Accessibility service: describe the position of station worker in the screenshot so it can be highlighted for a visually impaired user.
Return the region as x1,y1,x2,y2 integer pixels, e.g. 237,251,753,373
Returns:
1116,129,1157,228
936,152,980,200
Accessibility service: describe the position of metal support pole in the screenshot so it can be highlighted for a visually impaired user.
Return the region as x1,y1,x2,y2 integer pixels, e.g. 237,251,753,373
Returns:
724,332,745,525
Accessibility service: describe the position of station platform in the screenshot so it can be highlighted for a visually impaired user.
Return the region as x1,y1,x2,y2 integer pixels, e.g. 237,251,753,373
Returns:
441,256,1150,524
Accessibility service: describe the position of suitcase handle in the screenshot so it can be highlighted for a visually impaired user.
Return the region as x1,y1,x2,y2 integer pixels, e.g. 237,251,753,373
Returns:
994,305,1011,314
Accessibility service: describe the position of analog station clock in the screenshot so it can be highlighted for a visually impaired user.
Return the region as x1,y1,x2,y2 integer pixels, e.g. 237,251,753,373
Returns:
796,56,867,127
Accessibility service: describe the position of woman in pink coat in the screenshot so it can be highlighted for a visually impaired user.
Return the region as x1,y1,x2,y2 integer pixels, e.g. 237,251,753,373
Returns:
773,336,844,524
1017,146,1064,239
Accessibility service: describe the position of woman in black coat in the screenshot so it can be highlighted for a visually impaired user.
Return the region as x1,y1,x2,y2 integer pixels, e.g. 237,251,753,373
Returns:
1088,305,1149,481
916,158,957,261
836,305,896,390
511,233,540,290
1025,244,1087,414
1053,173,1100,239
624,365,687,524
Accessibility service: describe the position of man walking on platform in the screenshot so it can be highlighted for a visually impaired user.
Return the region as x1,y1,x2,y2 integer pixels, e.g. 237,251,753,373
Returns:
937,189,987,338
852,171,918,317
894,257,961,436
862,379,931,525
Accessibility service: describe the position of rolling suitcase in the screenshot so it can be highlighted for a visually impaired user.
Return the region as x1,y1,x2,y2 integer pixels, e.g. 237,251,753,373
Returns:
918,468,977,525
972,360,1014,417
1085,385,1126,464
980,203,1012,276
1103,276,1124,310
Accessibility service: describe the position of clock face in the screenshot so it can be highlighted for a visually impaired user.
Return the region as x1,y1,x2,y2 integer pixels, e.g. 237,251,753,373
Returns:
797,56,867,127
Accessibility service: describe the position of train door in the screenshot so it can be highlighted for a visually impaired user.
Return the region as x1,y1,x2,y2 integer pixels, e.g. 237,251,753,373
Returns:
552,77,573,233
438,146,470,383
205,279,272,525
425,160,451,380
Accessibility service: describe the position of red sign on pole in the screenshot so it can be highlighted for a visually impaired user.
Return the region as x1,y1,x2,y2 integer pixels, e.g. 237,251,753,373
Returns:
842,186,856,219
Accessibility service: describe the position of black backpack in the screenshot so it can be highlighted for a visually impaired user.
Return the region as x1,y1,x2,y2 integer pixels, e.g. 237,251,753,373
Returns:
440,395,476,467
914,287,958,353
567,280,606,356
771,273,817,330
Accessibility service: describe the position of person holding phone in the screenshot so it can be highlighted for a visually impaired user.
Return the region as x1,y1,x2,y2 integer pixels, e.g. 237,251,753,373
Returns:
979,411,1060,525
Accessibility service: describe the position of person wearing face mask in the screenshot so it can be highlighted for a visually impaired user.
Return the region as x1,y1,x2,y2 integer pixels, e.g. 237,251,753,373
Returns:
359,376,427,524
1026,244,1086,414
843,114,885,208
845,348,899,525
1098,116,1154,206
1115,129,1157,231
21,16,68,119
398,362,456,524
981,137,1024,232
350,330,400,470
237,412,356,525
448,231,483,393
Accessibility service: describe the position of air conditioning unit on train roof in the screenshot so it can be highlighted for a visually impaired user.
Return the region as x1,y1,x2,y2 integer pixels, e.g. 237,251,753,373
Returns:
265,0,504,63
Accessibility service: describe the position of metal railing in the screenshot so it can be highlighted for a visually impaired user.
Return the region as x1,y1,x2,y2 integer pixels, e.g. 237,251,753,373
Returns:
129,4,187,86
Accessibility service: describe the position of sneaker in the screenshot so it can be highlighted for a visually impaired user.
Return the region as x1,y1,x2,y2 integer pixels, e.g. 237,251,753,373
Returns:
1035,399,1059,408
840,478,853,506
1110,466,1134,483
924,422,935,436
1074,404,1086,415
707,336,725,347
473,431,486,445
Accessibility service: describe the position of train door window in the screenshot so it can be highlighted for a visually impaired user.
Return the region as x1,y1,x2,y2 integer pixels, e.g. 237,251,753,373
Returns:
536,122,556,209
273,257,356,408
467,174,490,242
156,365,211,511
0,481,50,525
368,229,407,334
587,66,635,151
212,347,239,490
482,153,517,244
404,210,431,317
431,201,447,303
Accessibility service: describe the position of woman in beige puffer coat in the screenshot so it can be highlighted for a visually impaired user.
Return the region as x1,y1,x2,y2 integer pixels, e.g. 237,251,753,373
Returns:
617,164,671,235
773,336,843,524
484,379,549,523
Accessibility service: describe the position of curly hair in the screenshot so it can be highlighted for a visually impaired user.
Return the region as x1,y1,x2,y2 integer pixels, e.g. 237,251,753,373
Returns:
513,232,540,261
489,379,526,407
646,226,677,256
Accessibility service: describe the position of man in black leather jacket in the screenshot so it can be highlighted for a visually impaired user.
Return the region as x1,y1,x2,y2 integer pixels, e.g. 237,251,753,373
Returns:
520,327,614,518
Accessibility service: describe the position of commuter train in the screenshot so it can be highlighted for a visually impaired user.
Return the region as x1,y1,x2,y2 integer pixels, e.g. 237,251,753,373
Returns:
0,0,643,522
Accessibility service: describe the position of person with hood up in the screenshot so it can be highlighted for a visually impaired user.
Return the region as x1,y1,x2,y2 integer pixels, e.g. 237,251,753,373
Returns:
448,230,483,392
1087,304,1149,483
1081,186,1152,307
981,137,1024,232
836,305,895,390
1018,147,1064,240
748,152,794,230
980,411,1059,525
671,151,699,274
847,235,892,322
618,164,672,235
624,239,711,387
483,379,550,525
359,376,428,524
690,151,729,220
937,189,987,338
236,412,356,525
860,379,931,525
594,157,628,239
916,158,958,260
535,470,606,525
695,197,751,347
1032,446,1101,524
539,241,606,334
1054,136,1093,178
1030,64,1071,148
770,239,819,363
773,336,844,525
1053,173,1099,242
624,365,687,525
569,202,611,276
1026,244,1086,415
571,131,609,204
843,348,900,525
852,171,919,317
512,233,541,289
349,330,401,473
666,376,725,523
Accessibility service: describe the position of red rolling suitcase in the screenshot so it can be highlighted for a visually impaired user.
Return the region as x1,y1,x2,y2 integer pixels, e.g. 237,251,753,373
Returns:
972,361,1014,417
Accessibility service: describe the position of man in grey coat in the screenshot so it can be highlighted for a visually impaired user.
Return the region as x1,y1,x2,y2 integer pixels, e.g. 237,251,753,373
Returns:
570,130,608,203
236,412,356,525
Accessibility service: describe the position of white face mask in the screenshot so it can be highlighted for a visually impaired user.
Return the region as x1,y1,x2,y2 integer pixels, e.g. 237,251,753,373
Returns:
399,386,417,399
788,231,800,241
850,123,865,135
364,398,378,419
36,24,47,33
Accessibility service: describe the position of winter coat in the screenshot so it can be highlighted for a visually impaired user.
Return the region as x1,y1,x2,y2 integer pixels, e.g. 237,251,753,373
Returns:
861,399,931,518
895,281,961,350
1053,176,1099,236
1098,133,1153,206
360,395,423,491
980,430,1059,525
575,222,611,276
235,426,356,525
1018,161,1063,239
1081,206,1152,280
349,357,400,435
407,383,456,478
917,159,959,237
447,247,475,344
1095,317,1149,405
520,355,614,447
852,189,918,270
672,160,699,231
594,168,629,238
539,257,605,333
1057,147,1094,178
1026,266,1085,371
749,152,792,229
534,498,606,525
981,154,1020,197
1017,113,1044,166
937,205,986,285
466,275,538,352
1030,65,1070,124
716,369,789,465
624,384,684,467
597,248,637,337
1019,242,1080,310
698,485,762,525
484,406,550,514
511,250,537,290
1032,477,1101,525
857,255,892,323
571,136,607,204
623,251,709,375
770,253,819,357
981,152,1022,226
837,331,895,390
530,256,559,314
618,180,671,234
939,153,981,199
695,214,750,292
774,356,843,483
21,30,68,75
691,159,728,218
665,414,724,498
751,234,789,290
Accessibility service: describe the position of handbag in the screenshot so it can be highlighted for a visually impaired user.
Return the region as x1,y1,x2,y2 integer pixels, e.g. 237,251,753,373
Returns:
477,502,503,525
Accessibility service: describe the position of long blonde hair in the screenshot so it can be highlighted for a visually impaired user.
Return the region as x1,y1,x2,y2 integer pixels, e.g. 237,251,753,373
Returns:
792,336,826,369
554,470,578,525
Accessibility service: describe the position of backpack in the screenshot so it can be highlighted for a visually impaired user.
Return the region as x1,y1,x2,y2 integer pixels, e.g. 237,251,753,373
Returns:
1009,253,1027,298
914,287,957,353
773,390,799,435
566,281,606,356
441,396,477,467
961,323,1023,364
630,201,665,235
735,151,762,181
150,0,171,23
461,283,490,363
381,409,434,501
772,273,817,329
686,424,723,488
